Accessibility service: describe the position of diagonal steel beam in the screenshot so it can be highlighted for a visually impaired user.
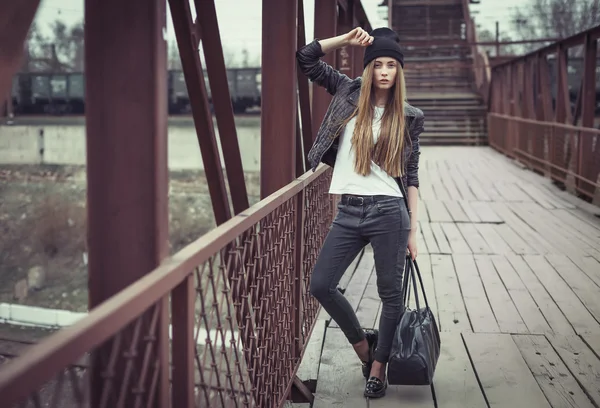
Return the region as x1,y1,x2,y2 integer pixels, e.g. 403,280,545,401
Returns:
193,0,250,215
169,0,232,225
0,1,40,100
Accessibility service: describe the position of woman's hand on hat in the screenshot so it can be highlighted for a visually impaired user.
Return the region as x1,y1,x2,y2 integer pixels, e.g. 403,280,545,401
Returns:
346,27,374,47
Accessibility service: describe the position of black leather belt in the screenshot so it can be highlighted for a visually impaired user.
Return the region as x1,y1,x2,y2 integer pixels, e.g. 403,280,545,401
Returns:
340,194,396,206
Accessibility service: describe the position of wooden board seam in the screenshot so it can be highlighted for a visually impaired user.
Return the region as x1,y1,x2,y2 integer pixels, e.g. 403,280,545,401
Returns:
459,332,492,407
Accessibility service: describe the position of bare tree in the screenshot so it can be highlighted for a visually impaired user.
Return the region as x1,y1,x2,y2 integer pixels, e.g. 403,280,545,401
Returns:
48,19,85,71
168,40,182,70
241,48,249,68
23,19,85,72
23,21,53,72
511,0,600,52
69,23,85,72
222,44,237,68
197,43,237,67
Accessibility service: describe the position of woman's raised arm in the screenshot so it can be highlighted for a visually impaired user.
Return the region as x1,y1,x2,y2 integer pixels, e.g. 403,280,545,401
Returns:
296,27,373,95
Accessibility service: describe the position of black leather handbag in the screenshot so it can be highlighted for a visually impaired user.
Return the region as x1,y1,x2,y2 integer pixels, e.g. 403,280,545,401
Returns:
387,254,441,385
388,177,441,386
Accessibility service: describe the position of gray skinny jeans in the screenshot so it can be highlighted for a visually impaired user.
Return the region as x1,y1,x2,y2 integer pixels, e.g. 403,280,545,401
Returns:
310,194,411,363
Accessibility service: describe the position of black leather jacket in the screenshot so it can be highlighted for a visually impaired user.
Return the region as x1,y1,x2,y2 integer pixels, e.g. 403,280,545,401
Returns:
296,39,424,188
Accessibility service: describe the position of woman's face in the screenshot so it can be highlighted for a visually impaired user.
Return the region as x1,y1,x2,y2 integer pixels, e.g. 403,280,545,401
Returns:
372,57,397,90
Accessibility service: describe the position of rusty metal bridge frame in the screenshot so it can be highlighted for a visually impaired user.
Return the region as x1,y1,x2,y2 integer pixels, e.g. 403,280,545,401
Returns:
486,25,600,203
0,0,599,407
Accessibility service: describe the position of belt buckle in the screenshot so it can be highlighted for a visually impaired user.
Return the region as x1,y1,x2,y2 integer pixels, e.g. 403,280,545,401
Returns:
353,196,364,205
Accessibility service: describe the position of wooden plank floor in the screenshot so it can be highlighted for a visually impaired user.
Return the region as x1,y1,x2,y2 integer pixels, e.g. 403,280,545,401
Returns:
295,146,600,408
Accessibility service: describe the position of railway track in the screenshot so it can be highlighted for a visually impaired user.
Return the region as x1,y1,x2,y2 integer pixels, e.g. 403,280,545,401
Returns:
0,323,56,365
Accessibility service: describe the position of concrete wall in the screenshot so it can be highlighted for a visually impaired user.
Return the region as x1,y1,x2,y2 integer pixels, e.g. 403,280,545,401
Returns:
0,302,85,327
0,120,262,171
0,126,42,164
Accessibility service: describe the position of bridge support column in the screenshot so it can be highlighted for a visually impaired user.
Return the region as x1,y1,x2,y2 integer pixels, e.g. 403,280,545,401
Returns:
85,0,170,406
260,0,298,198
337,1,354,79
311,0,338,140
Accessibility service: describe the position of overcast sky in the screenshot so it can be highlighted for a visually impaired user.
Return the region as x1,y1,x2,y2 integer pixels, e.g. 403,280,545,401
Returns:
34,0,533,60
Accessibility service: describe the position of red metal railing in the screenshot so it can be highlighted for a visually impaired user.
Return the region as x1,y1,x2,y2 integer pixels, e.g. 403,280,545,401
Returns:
486,25,600,201
488,113,600,200
0,166,335,408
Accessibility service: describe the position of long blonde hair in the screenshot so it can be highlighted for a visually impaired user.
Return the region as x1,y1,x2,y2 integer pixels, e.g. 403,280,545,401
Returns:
336,60,409,177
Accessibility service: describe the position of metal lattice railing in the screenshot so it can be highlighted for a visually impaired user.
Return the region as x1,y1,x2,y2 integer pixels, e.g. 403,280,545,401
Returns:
0,166,335,408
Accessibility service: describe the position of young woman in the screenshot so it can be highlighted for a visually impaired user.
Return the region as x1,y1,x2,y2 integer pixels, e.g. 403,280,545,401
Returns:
296,27,424,399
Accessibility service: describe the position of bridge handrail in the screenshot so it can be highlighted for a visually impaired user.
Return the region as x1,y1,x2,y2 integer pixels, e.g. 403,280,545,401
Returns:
486,25,600,202
0,165,334,408
488,113,600,201
470,29,492,105
489,112,600,133
463,0,491,105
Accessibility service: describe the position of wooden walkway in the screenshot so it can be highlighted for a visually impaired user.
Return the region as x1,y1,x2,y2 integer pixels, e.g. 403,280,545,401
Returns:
293,146,600,408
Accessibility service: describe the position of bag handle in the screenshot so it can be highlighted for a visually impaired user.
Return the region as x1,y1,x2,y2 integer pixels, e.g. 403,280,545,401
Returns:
408,255,431,311
403,256,422,311
395,177,431,312
401,257,411,305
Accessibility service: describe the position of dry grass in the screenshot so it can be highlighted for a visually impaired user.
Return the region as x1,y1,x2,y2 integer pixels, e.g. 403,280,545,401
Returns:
0,165,255,311
31,194,87,259
169,194,215,254
0,183,89,310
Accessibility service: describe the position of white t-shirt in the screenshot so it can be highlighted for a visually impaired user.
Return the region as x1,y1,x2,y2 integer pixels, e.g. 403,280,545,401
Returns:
329,106,403,197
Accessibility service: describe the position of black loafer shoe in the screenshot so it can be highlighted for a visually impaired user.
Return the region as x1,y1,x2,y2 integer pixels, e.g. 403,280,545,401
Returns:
361,329,378,379
364,376,387,399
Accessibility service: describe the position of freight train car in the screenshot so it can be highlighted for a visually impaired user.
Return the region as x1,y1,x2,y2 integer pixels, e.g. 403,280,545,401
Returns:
7,58,597,117
7,68,262,116
10,73,85,115
168,67,261,114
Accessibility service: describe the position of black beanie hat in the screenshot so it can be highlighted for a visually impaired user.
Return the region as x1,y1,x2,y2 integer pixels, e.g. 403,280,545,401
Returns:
363,27,404,68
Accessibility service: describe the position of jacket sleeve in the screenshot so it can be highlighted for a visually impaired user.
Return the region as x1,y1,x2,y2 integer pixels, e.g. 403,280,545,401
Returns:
296,39,352,96
405,111,424,189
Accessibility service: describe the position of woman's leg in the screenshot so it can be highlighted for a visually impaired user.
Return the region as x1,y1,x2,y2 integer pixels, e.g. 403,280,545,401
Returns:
362,196,411,396
310,202,369,349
